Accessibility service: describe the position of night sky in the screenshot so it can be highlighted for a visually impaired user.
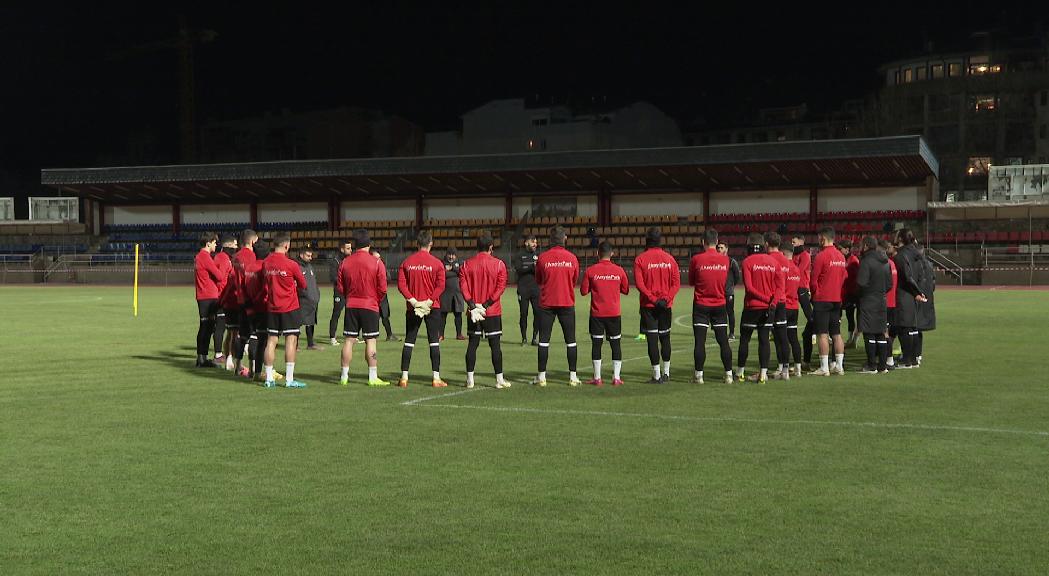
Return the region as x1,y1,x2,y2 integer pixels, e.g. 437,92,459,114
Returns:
5,1,1043,210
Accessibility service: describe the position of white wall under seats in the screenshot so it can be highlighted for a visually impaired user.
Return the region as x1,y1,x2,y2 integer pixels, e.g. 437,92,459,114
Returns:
708,190,808,215
181,203,251,224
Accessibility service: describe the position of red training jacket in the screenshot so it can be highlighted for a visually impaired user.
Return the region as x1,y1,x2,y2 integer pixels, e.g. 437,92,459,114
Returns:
216,251,238,309
536,245,579,308
785,260,801,310
810,245,848,303
769,250,790,305
634,247,681,309
263,251,307,314
398,250,446,311
887,258,898,309
845,253,860,297
581,259,629,317
688,248,728,307
460,251,508,316
792,248,812,289
742,252,779,310
194,249,223,301
232,247,257,307
243,258,267,316
337,249,387,312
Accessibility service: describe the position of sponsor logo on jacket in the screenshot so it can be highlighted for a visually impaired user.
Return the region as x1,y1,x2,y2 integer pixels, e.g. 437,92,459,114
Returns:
750,264,776,273
647,262,673,269
698,264,727,272
545,261,575,268
406,265,434,272
593,274,621,281
829,260,847,268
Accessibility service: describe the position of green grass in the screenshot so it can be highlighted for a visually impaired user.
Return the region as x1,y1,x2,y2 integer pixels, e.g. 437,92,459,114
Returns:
2,285,1048,575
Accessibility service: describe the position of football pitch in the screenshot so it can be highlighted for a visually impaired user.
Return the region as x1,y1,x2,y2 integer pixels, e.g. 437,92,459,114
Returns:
3,285,1048,575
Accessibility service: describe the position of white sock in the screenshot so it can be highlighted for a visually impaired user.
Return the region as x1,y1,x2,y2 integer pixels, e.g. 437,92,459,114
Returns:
466,372,474,385
433,371,440,381
593,360,602,380
835,354,844,368
652,365,661,379
613,360,622,379
285,363,295,382
760,368,768,380
340,367,349,380
695,370,703,381
662,360,671,376
496,373,504,384
726,370,734,379
820,355,829,371
737,367,745,378
887,356,895,366
569,371,578,382
401,370,409,380
538,371,546,382
265,365,274,381
368,366,377,380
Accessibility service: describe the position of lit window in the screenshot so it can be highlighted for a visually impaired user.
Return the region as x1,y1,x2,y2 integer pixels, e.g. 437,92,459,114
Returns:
966,157,991,176
931,64,944,79
916,66,927,81
903,68,914,83
948,62,962,77
972,95,997,111
969,63,1002,75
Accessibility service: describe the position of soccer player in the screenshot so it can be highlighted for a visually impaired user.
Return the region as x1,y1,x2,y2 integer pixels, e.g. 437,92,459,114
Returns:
244,240,281,382
440,248,466,341
371,249,399,342
194,232,223,368
396,230,447,388
765,232,790,381
515,234,541,346
879,239,898,370
230,229,258,377
217,234,242,370
790,233,815,368
261,233,308,388
689,230,734,385
717,242,742,340
328,239,352,345
634,227,680,383
856,236,892,374
892,228,929,369
840,238,861,348
533,225,581,387
296,245,321,350
213,234,237,367
809,227,848,376
781,244,804,378
337,229,390,386
581,240,629,387
461,234,511,389
916,244,937,365
736,232,778,384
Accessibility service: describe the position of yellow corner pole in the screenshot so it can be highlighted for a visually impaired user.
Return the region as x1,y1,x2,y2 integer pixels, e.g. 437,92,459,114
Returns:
133,243,140,317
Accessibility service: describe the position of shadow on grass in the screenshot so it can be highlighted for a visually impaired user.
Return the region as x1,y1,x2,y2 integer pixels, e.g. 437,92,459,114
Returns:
131,353,245,383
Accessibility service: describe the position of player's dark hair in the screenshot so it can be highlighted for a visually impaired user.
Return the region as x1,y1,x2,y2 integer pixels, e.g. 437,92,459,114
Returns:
764,231,781,249
878,239,892,251
272,233,291,248
477,233,494,252
240,229,258,246
896,228,916,245
792,232,806,241
702,228,718,247
598,240,613,257
253,239,270,259
198,232,218,247
445,247,457,257
861,235,878,252
645,226,662,248
220,234,237,246
746,232,765,253
549,225,567,246
353,228,371,248
417,230,433,247
782,243,794,255
819,226,836,241
524,234,537,242
837,238,853,250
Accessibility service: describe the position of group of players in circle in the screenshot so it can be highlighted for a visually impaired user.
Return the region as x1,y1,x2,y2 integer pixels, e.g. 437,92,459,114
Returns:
192,223,935,389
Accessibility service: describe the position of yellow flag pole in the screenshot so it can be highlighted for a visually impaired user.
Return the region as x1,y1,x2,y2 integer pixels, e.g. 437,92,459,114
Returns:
133,243,140,317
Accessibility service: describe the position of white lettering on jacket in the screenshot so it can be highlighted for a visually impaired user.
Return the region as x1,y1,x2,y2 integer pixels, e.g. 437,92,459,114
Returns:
698,264,727,272
593,274,621,281
545,261,575,268
751,265,776,273
406,265,433,272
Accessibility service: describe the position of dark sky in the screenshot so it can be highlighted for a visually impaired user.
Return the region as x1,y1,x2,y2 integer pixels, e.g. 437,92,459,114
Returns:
5,1,1044,203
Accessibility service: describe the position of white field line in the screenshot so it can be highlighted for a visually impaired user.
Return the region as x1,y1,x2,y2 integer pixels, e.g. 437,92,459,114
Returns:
401,387,485,406
408,403,1049,438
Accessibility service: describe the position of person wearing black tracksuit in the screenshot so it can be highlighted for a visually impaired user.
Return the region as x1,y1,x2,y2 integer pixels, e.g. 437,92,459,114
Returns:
328,239,353,344
717,242,742,339
892,229,929,369
915,245,936,364
855,236,892,373
515,235,540,346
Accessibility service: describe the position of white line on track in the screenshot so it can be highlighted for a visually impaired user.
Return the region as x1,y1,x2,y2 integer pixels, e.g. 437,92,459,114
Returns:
401,387,485,406
407,403,1049,438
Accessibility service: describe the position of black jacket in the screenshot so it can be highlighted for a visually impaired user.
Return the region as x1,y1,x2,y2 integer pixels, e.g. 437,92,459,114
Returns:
856,249,891,333
515,249,539,294
296,256,321,317
916,249,936,331
329,255,343,296
893,243,926,328
725,258,742,296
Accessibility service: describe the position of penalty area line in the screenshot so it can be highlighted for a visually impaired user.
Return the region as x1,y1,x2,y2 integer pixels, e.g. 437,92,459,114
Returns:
407,403,1049,438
